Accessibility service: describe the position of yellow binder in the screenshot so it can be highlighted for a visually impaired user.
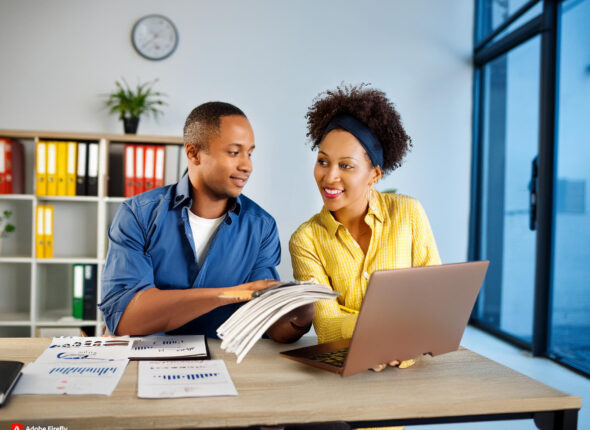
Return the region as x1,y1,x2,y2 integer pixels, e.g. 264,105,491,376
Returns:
46,141,57,196
44,205,54,258
35,205,45,258
56,142,67,196
66,141,77,196
36,140,47,196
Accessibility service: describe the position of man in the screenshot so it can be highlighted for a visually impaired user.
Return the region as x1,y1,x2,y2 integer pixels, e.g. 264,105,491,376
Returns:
99,102,313,342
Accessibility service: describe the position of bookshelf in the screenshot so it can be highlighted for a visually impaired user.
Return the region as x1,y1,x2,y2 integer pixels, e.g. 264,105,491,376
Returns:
0,129,184,337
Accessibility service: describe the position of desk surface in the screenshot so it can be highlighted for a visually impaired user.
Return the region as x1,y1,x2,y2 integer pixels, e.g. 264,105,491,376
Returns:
0,337,581,429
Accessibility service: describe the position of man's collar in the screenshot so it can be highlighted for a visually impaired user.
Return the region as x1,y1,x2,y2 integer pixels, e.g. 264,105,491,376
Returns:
173,174,242,216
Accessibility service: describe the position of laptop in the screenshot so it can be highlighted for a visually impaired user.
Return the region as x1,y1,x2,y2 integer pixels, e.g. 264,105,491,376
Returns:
280,261,489,377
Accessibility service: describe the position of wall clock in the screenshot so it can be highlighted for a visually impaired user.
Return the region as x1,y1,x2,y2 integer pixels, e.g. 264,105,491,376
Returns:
132,14,178,61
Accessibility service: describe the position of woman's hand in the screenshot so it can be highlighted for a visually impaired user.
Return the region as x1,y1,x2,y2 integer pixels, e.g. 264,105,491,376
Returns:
371,358,415,372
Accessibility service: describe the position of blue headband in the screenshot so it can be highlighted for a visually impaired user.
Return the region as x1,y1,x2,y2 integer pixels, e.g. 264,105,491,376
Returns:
324,114,383,168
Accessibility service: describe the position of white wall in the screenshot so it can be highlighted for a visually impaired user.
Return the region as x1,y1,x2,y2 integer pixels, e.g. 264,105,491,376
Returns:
0,0,474,279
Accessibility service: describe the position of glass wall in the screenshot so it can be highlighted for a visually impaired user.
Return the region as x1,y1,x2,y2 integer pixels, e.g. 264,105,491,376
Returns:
472,0,590,374
549,0,590,374
476,36,540,343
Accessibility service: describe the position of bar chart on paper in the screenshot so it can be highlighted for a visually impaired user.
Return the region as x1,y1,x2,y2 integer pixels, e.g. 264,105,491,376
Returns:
138,360,238,398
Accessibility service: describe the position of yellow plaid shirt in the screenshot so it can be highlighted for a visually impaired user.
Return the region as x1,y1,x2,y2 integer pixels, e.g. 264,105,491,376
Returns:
289,191,442,344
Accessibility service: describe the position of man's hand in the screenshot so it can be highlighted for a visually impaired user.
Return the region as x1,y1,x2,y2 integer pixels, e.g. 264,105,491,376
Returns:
218,279,280,302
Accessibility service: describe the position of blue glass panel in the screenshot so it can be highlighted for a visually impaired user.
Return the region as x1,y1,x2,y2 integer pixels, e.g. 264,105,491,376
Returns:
476,35,541,343
549,0,590,374
477,0,539,43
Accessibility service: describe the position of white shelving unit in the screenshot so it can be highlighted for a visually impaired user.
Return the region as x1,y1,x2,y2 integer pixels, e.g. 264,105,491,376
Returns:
0,129,183,337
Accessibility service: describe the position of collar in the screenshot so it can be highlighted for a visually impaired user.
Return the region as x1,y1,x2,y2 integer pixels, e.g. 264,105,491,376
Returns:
173,173,242,216
319,189,384,237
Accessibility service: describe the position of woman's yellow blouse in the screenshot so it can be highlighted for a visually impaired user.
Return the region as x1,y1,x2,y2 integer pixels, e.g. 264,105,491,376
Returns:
289,191,442,344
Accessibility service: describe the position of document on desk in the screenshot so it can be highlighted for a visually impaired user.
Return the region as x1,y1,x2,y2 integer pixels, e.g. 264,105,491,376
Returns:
138,360,238,398
13,336,130,395
130,335,208,359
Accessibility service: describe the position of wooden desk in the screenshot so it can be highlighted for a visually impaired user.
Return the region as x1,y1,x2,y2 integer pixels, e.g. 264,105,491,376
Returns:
0,338,581,429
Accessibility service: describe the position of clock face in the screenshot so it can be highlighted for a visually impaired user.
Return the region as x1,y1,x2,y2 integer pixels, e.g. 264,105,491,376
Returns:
132,14,178,61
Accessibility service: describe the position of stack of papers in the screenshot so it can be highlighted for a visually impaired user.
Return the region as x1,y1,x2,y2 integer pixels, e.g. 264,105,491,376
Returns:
217,281,339,363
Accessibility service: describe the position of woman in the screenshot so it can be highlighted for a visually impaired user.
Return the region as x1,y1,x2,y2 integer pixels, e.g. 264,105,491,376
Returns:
289,84,441,365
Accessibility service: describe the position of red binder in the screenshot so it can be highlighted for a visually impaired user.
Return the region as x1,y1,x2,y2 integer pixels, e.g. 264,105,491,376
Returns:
154,145,165,189
9,139,25,194
144,146,155,191
4,139,13,194
134,145,145,195
0,139,5,194
124,144,135,197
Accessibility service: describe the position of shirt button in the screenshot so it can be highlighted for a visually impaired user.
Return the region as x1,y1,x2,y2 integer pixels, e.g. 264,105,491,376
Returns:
363,272,370,280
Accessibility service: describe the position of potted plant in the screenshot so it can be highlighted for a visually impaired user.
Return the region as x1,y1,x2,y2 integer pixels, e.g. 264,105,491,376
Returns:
0,210,15,255
104,78,167,134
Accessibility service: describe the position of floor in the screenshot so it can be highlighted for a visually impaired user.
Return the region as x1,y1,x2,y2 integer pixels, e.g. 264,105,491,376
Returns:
409,325,588,429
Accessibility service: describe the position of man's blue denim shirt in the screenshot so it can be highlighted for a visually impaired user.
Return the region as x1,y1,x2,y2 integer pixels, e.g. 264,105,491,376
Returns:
99,174,280,338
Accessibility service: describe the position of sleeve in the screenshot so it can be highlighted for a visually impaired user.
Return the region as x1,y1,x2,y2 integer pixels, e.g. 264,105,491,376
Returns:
98,201,156,334
411,200,442,266
289,227,358,344
247,216,281,282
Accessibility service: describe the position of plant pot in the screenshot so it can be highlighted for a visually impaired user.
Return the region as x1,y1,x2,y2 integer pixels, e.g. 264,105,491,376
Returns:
123,117,140,134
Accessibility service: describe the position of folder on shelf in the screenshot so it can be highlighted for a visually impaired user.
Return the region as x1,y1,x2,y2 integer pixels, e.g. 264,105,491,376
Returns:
36,140,48,196
124,144,135,197
46,141,57,196
154,146,165,188
72,264,84,319
36,205,45,258
87,142,99,196
134,145,145,195
66,141,77,196
0,139,5,194
144,146,155,191
83,264,97,320
43,205,54,258
10,139,25,195
56,142,67,196
76,142,88,196
165,144,180,186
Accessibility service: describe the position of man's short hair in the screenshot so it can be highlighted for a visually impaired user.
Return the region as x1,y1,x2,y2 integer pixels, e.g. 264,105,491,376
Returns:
183,102,246,151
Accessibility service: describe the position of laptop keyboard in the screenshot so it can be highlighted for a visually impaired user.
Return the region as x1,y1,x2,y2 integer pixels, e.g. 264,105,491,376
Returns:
309,348,349,368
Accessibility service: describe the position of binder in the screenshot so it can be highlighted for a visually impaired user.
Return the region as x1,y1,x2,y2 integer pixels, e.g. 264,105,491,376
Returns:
76,142,88,196
154,145,165,188
56,142,67,196
144,146,155,191
10,139,25,195
164,144,180,185
134,145,145,195
46,141,57,196
124,144,135,197
0,139,5,194
66,141,77,196
3,139,15,194
83,264,97,320
72,264,84,319
87,143,99,196
36,140,47,196
35,205,45,258
43,205,54,258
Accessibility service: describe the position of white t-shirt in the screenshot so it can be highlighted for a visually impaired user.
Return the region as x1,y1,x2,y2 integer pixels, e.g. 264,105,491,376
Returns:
187,210,225,269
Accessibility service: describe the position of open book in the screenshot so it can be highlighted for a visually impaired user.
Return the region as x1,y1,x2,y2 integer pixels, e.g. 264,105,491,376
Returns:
217,281,339,363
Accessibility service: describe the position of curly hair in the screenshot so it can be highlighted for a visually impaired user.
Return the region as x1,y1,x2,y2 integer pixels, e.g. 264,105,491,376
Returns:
305,83,412,175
